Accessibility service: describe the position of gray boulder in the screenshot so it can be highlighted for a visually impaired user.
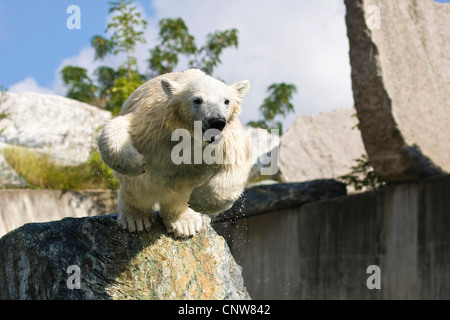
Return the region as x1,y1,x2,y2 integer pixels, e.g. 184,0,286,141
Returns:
0,92,112,166
279,108,366,183
345,0,450,181
0,214,249,300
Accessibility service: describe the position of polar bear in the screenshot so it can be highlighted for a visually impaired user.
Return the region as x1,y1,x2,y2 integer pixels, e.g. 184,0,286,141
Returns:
98,69,251,237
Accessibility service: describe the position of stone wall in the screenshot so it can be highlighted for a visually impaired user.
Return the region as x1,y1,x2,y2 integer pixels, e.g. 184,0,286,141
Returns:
213,174,450,299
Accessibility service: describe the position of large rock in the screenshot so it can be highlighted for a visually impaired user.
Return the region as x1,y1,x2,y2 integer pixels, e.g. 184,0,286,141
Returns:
345,0,450,181
0,214,249,300
0,92,112,165
279,108,366,183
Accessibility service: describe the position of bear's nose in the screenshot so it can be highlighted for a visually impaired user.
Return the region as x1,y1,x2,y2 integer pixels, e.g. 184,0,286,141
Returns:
208,117,226,132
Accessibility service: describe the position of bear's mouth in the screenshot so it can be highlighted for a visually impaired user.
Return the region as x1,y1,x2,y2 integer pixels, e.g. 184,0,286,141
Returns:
203,129,223,144
202,117,226,144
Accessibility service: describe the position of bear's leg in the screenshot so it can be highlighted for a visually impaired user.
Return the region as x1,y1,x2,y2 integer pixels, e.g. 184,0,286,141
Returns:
188,165,249,215
189,130,251,215
98,113,146,176
117,188,155,232
160,192,203,237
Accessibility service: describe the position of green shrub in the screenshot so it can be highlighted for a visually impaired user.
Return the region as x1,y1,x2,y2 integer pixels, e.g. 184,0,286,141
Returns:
339,154,389,191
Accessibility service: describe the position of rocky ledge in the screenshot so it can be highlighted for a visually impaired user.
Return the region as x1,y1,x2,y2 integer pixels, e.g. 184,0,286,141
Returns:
216,179,346,221
0,214,249,300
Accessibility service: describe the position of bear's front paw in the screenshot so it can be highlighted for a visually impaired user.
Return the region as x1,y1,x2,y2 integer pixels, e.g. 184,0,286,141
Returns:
117,211,154,232
164,209,203,238
116,143,146,176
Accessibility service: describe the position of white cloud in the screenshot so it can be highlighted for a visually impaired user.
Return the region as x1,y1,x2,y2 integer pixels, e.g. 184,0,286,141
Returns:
8,0,354,132
8,77,54,95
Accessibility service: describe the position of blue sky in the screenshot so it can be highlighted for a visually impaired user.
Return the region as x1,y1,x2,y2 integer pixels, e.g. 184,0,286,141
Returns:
0,0,155,88
1,0,448,89
0,0,449,129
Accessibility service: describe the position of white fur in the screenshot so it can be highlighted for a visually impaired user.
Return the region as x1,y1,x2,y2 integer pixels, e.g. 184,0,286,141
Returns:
98,69,251,237
98,113,146,176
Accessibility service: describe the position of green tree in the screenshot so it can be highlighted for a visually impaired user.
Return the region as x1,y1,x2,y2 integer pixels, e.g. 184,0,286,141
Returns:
62,4,242,115
92,0,147,111
148,18,197,76
247,83,297,134
107,0,147,79
93,66,116,109
63,4,240,109
60,66,97,105
91,35,115,61
63,0,147,112
148,18,239,77
93,0,147,79
189,29,238,75
108,67,145,115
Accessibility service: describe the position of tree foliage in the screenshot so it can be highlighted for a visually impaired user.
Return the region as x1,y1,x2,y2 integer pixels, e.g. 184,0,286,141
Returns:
108,68,144,115
60,66,97,105
61,1,239,114
148,18,238,77
247,83,297,134
189,29,239,75
63,0,147,113
60,0,295,132
104,0,147,78
148,18,197,76
339,154,389,191
94,66,116,102
91,35,115,61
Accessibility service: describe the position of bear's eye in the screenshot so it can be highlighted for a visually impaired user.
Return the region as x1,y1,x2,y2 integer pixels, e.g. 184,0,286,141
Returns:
193,98,203,105
224,99,230,105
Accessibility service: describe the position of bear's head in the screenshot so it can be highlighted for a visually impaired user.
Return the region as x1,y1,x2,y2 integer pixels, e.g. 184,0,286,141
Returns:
160,74,250,142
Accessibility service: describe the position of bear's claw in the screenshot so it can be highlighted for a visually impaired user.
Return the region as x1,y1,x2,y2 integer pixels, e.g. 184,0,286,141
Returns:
164,209,203,238
118,213,154,232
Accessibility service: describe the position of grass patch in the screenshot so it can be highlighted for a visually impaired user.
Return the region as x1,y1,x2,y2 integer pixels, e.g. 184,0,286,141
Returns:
2,147,119,190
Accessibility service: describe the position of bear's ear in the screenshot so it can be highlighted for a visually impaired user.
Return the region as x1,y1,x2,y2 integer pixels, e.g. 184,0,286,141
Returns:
232,80,250,101
161,78,181,97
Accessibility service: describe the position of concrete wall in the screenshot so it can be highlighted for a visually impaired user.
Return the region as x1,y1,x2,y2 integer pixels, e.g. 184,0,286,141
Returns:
0,190,117,237
213,175,450,299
